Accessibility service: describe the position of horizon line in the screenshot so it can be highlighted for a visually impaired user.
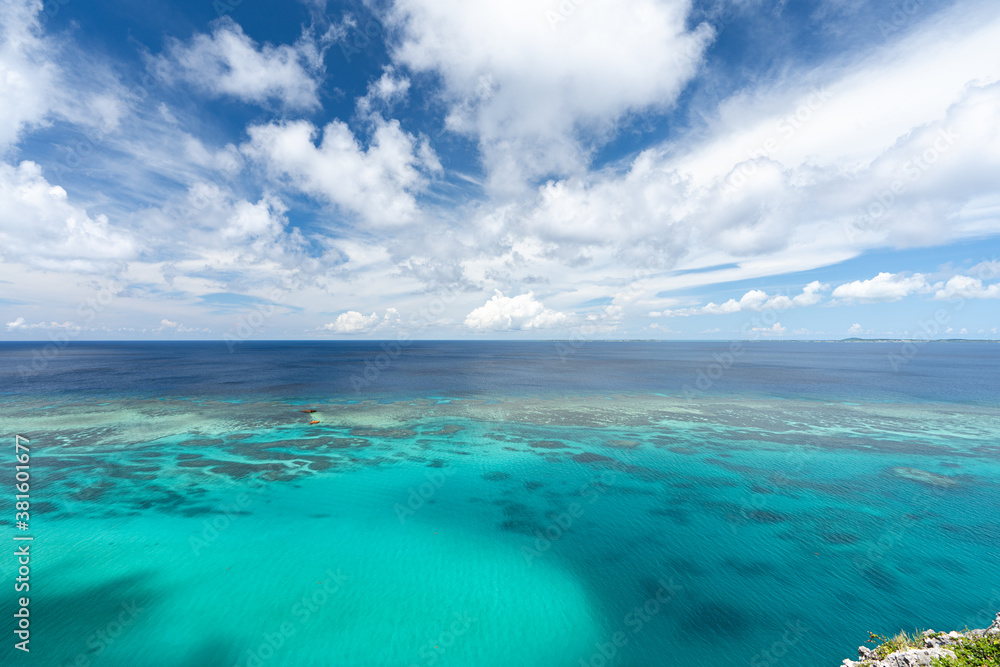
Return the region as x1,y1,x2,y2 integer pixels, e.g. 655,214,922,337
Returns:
1,338,998,344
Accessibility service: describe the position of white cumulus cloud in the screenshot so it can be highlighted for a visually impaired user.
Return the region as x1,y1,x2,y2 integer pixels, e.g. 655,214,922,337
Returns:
659,281,829,317
387,0,713,193
933,275,1000,300
356,66,411,117
156,319,210,333
464,291,569,331
751,322,786,336
831,272,929,303
5,317,76,331
152,18,323,110
0,161,136,272
244,118,440,227
320,308,399,334
499,4,1000,282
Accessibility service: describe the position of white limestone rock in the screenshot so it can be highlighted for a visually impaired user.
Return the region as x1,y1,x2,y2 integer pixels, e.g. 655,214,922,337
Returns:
987,612,1000,636
839,611,999,666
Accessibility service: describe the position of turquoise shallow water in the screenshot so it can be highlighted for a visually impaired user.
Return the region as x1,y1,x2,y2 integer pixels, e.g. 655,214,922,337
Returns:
2,390,999,666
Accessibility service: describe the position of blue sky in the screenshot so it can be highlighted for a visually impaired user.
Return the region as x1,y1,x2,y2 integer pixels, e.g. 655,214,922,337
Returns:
1,0,999,340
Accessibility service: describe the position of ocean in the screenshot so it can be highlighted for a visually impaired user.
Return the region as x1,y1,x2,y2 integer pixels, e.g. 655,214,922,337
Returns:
1,341,998,666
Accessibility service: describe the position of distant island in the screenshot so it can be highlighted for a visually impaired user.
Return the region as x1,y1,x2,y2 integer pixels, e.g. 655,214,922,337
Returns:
539,338,1000,343
838,338,1000,343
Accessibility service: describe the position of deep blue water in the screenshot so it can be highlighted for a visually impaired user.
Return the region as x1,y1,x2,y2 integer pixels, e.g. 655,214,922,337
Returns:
3,341,999,404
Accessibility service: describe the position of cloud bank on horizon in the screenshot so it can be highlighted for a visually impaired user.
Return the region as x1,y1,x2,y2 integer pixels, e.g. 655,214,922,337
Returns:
1,0,999,340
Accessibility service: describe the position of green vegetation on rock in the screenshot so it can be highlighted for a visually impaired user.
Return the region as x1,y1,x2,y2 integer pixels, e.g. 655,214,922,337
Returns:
866,631,923,660
931,634,1000,666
